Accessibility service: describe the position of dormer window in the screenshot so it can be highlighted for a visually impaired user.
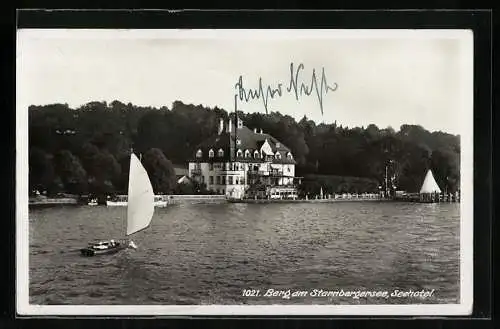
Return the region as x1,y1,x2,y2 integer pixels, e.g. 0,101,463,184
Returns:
254,150,260,159
276,142,281,148
236,139,241,146
287,152,293,159
196,149,203,158
275,152,282,160
244,150,251,158
218,148,224,157
236,149,243,158
208,149,215,158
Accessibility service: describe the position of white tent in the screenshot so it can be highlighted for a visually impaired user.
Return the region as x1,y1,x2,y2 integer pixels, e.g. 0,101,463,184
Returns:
419,169,442,194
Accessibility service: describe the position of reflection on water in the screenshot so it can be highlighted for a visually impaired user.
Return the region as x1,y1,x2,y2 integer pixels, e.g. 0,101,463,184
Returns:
29,202,460,305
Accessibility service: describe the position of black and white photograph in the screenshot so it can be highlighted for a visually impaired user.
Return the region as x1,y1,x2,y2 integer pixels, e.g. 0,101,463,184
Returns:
17,28,473,316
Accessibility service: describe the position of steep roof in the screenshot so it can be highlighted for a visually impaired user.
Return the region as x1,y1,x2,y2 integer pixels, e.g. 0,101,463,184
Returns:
192,125,296,164
419,169,442,194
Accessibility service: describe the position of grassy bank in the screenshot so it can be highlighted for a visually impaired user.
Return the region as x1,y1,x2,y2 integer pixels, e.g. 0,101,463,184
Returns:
299,174,380,197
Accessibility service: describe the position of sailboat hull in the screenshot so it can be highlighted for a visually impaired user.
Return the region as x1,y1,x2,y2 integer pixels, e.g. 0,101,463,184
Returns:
80,241,127,257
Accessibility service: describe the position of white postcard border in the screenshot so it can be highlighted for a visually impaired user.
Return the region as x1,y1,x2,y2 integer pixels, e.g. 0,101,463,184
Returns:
16,28,474,316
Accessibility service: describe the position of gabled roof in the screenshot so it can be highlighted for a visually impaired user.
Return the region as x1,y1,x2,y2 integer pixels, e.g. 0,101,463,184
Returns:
191,125,296,164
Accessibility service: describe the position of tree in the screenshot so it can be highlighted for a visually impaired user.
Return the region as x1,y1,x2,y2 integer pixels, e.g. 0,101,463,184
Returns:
431,148,460,193
28,99,461,196
54,150,88,194
142,148,177,194
173,180,210,195
29,147,55,194
79,143,121,194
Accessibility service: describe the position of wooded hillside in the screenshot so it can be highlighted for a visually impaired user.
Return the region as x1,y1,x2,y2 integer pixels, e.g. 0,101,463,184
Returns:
28,100,460,196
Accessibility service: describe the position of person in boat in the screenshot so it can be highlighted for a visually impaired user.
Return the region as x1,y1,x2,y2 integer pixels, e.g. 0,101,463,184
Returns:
110,239,115,247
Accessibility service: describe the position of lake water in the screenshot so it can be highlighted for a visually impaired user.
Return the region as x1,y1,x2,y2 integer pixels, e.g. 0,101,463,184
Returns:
28,202,460,305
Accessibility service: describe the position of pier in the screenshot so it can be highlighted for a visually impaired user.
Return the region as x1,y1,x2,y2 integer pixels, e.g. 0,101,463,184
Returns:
29,197,78,207
393,192,460,203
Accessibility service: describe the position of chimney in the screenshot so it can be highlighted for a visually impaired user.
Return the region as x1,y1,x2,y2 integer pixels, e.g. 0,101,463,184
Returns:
253,128,257,133
228,118,232,133
218,118,224,135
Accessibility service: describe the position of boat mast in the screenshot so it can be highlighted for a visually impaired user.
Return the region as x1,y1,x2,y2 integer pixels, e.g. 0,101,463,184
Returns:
233,94,238,198
234,94,238,160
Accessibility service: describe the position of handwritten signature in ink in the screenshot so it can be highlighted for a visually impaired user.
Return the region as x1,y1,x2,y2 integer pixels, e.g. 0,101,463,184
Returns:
234,62,338,115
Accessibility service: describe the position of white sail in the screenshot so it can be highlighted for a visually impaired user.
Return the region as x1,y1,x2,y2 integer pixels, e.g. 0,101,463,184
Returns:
419,169,442,194
126,153,155,236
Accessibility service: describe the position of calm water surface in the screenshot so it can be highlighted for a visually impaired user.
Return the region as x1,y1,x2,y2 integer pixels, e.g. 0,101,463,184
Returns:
29,202,460,305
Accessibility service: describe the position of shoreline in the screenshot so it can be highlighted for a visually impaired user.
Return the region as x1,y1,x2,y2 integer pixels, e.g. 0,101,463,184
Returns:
28,195,460,207
29,198,78,207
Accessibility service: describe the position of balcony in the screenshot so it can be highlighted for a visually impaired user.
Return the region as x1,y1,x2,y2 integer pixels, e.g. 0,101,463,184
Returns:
247,170,269,176
269,170,285,177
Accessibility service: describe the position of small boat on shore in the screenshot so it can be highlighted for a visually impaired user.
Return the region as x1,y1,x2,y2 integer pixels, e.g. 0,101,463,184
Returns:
106,195,167,207
87,198,98,206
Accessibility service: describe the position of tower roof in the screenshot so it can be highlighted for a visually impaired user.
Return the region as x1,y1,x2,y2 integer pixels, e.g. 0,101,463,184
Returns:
419,169,442,194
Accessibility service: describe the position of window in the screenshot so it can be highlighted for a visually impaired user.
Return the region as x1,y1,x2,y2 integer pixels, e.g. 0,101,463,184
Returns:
201,176,205,183
209,149,214,158
209,176,214,185
275,152,282,159
221,176,226,185
209,163,214,171
254,150,260,159
236,139,241,145
218,148,224,157
196,149,203,158
287,152,293,159
228,176,233,185
216,176,221,184
276,142,281,148
245,150,251,158
236,149,243,157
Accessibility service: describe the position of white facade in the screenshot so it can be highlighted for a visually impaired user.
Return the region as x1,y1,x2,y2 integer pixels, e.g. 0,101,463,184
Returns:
188,160,297,198
189,161,247,198
188,118,299,199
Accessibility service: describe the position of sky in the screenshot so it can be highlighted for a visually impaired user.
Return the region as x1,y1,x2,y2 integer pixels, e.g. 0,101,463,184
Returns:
17,29,473,135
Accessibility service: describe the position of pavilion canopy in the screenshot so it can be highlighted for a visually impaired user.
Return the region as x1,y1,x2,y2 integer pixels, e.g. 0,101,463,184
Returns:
419,169,442,194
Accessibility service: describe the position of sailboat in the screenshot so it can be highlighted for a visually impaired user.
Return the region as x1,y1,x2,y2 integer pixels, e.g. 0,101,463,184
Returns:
80,152,155,257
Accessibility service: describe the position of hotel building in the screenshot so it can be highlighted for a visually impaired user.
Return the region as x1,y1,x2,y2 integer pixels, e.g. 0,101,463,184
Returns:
188,116,301,199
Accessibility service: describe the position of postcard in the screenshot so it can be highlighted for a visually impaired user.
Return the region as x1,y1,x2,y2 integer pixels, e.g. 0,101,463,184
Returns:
17,28,473,316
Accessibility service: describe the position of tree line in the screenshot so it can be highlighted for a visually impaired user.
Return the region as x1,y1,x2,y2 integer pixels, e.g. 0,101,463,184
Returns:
28,100,460,196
